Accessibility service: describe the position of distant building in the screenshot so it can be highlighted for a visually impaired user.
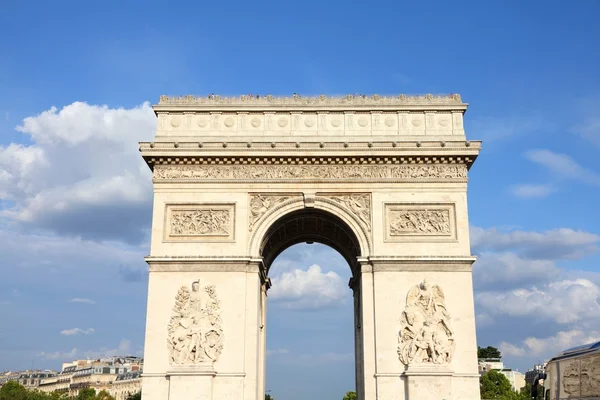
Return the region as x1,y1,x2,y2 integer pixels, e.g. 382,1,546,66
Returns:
110,371,142,400
525,363,546,385
478,358,504,374
37,356,143,396
0,370,57,390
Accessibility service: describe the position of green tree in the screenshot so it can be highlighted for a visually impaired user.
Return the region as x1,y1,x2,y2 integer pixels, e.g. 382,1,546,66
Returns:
126,392,141,400
480,370,521,400
76,388,97,400
265,394,274,400
95,390,116,400
0,381,28,400
478,345,502,359
343,391,357,400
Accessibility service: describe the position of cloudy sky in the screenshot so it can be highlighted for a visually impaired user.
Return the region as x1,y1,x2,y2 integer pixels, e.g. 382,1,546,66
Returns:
1,1,599,399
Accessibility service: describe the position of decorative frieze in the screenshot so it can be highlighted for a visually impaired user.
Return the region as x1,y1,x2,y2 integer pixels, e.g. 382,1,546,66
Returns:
154,164,467,182
398,279,454,366
167,280,224,365
323,194,371,231
385,204,456,242
165,204,235,242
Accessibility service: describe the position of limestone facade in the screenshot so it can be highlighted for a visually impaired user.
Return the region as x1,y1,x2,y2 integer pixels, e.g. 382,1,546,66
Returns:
140,94,482,400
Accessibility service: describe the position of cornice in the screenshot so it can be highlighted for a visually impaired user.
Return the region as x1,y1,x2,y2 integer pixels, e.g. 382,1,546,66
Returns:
155,94,466,112
140,141,481,168
144,155,477,168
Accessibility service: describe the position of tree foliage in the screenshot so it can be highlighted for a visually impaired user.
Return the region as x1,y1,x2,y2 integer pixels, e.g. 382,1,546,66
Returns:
0,381,28,400
478,345,502,359
265,394,274,400
480,370,529,400
77,388,98,400
126,392,141,400
343,391,357,400
0,382,114,400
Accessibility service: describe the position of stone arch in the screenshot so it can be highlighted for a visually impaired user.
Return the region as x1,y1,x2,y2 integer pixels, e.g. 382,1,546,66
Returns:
248,195,371,274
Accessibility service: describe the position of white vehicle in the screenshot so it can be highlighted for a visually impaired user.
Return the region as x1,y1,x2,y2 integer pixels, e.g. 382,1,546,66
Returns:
532,341,600,400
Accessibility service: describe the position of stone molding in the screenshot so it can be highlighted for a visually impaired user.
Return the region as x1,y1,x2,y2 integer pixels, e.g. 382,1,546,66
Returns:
361,257,476,273
158,93,464,106
140,140,480,152
146,257,261,273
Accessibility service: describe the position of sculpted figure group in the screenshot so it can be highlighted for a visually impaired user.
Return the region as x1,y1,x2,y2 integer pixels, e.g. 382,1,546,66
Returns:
167,280,224,365
398,279,455,366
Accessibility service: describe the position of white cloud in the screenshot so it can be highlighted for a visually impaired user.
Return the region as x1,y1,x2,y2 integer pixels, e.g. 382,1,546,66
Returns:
509,183,556,198
269,264,348,309
266,348,290,357
476,279,600,324
571,105,600,148
473,252,560,290
83,339,133,359
38,348,78,360
60,328,95,336
37,338,137,363
500,330,600,358
0,102,156,243
68,298,96,304
471,226,600,260
525,149,600,186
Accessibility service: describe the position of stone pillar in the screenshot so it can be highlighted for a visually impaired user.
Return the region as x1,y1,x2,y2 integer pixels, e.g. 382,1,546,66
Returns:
367,258,480,400
141,259,262,400
356,262,378,400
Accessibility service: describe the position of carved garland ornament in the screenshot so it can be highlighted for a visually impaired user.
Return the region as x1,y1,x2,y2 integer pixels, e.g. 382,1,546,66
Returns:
249,194,293,231
167,280,224,365
170,209,231,236
154,164,467,181
397,279,454,366
389,210,450,236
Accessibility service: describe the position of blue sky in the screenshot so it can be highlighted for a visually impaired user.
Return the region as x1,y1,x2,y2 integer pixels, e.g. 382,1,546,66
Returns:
1,0,600,399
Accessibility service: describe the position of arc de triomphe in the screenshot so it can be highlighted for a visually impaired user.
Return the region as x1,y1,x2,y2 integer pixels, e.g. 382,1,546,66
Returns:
139,94,481,400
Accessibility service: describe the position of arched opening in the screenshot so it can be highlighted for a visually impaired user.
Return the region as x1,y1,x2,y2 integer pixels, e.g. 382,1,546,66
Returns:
258,209,364,399
260,208,362,275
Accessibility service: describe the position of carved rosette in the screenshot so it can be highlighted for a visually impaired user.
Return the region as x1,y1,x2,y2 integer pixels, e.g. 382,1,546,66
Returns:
153,164,468,181
325,194,371,231
249,194,293,231
167,281,224,365
397,279,454,366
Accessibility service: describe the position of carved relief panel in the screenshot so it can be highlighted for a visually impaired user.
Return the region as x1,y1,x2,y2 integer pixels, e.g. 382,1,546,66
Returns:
167,280,224,365
164,203,235,242
384,203,456,242
321,193,372,232
397,279,455,366
248,194,300,231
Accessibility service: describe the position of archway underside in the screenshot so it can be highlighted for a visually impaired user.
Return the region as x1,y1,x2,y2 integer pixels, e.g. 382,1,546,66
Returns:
260,209,362,276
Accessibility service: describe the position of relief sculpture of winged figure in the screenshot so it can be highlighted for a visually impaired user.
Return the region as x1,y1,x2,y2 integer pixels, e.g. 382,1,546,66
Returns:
167,280,224,365
398,279,454,366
